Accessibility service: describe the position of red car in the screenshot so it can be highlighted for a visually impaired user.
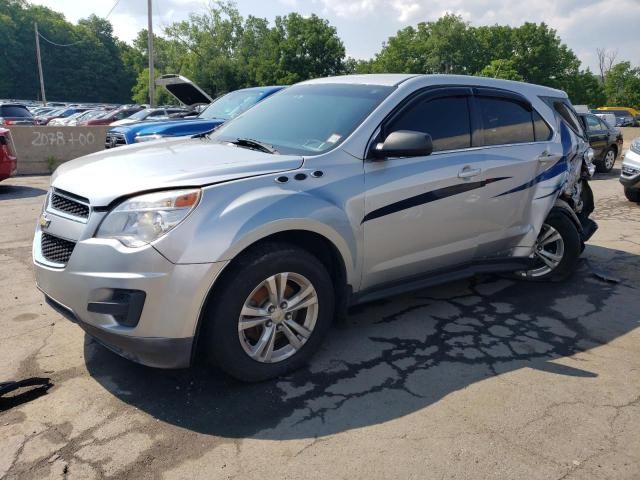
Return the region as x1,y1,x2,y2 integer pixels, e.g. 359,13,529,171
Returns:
79,106,143,126
0,128,17,182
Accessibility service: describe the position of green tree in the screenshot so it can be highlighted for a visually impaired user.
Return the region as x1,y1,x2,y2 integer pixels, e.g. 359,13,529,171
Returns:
270,13,345,84
0,0,135,102
479,59,524,81
131,68,175,105
562,69,606,107
604,62,640,108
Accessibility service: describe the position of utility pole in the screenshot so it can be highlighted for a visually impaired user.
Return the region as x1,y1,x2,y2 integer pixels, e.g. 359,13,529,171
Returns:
34,22,47,105
147,0,155,107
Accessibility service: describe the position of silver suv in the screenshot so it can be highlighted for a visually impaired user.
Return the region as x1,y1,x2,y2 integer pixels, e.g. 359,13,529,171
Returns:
33,75,597,381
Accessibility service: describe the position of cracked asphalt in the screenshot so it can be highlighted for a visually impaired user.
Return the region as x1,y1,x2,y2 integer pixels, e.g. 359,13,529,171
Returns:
1,129,639,479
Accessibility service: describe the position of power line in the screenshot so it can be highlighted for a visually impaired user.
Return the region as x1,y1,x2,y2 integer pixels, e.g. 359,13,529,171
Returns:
105,0,122,19
37,32,84,48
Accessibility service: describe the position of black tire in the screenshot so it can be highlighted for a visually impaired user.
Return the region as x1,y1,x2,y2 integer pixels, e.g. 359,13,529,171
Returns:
625,188,640,203
202,242,335,382
595,148,616,173
517,212,582,282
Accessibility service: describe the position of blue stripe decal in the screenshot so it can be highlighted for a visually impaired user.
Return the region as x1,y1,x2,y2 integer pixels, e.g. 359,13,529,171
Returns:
493,158,566,198
494,122,574,198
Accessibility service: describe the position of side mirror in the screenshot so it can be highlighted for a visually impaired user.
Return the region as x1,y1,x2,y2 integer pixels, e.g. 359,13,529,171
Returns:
372,130,433,159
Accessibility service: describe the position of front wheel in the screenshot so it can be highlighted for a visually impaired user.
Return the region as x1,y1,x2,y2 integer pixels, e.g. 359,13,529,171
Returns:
516,212,582,282
202,243,335,382
625,188,640,203
595,148,616,173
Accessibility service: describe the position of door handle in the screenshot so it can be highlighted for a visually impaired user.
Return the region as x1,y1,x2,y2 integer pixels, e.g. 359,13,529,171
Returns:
458,166,481,179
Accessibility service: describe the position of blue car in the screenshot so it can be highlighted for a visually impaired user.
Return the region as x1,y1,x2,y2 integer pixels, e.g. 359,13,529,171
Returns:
106,76,285,148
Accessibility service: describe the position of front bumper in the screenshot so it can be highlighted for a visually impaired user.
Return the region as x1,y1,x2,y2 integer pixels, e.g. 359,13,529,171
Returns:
34,215,228,369
620,150,640,190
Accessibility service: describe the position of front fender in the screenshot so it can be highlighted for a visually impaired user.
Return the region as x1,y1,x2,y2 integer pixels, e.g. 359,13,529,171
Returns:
152,176,360,286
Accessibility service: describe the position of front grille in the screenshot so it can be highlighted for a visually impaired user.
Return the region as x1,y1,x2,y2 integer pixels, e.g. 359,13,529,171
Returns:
41,233,76,265
105,132,127,148
622,165,640,177
51,191,90,219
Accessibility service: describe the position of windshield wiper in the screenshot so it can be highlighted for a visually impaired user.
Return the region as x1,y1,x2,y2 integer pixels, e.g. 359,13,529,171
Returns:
230,137,279,154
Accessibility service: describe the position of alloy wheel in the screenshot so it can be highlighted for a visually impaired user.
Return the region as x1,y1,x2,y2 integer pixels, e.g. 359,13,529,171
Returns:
604,150,615,170
520,223,565,278
238,272,319,363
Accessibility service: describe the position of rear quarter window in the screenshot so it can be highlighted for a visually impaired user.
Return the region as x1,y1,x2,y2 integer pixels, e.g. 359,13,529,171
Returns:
542,97,586,138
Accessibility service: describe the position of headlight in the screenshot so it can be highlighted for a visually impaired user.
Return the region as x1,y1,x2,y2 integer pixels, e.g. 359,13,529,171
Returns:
583,147,594,163
134,134,164,143
631,138,640,155
96,189,201,247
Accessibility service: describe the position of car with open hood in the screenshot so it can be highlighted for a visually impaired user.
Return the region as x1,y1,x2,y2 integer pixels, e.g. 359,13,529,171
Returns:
105,75,284,147
34,74,597,382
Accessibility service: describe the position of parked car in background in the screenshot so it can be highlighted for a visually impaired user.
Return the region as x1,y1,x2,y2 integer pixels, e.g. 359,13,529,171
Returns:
595,107,639,127
35,107,90,125
0,128,17,182
35,74,597,381
79,105,143,126
591,111,617,129
49,110,89,126
620,137,640,202
66,109,107,126
0,103,36,126
578,112,623,173
30,106,56,116
106,77,284,147
109,107,189,126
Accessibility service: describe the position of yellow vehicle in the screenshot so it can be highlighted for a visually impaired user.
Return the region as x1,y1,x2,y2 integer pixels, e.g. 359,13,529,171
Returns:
595,107,640,127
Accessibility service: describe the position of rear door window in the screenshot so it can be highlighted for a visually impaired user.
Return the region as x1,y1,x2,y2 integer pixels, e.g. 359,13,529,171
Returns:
388,95,472,152
477,97,535,145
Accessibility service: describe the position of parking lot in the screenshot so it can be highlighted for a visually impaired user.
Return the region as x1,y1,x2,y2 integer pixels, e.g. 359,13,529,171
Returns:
1,129,639,480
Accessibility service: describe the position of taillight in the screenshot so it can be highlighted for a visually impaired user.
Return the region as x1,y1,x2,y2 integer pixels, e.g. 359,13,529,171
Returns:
3,119,15,125
0,133,16,157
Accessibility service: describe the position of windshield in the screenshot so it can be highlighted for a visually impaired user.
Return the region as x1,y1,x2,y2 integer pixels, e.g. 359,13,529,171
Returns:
198,89,271,120
211,84,393,155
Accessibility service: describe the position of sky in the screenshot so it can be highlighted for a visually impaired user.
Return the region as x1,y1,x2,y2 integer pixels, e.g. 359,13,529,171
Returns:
29,0,640,72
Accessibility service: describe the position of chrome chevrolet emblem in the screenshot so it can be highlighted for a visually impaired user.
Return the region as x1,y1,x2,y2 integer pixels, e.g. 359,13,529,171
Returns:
39,214,51,229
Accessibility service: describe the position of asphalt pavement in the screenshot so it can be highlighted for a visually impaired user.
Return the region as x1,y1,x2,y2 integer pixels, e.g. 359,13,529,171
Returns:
1,135,639,479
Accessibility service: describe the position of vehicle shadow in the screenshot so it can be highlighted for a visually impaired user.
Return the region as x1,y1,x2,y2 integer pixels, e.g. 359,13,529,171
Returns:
590,166,620,181
85,245,640,440
0,184,47,200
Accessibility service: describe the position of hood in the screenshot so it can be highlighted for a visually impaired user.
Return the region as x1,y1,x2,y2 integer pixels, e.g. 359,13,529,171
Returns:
110,118,136,126
156,74,213,107
109,118,224,139
51,137,303,206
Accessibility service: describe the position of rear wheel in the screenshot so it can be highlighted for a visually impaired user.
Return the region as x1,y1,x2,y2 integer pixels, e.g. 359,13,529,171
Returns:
202,243,334,382
625,188,640,203
516,212,581,282
595,148,616,173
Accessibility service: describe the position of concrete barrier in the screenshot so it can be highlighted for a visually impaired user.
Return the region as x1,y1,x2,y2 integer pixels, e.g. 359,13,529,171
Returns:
8,126,108,175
